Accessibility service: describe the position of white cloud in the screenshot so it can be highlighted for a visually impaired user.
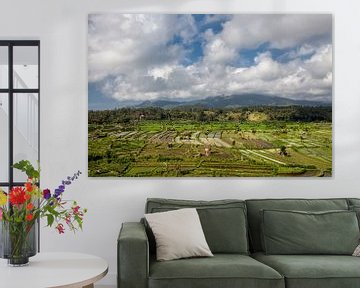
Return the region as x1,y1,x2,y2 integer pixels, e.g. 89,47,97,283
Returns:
88,14,188,82
220,14,331,50
88,14,332,104
221,46,332,100
304,44,332,79
203,37,237,64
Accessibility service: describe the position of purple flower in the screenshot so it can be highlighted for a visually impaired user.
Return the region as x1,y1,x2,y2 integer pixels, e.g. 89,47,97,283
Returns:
54,171,82,199
43,189,51,200
54,189,63,198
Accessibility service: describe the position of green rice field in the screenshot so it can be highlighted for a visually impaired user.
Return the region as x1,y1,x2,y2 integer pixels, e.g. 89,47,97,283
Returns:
88,120,332,177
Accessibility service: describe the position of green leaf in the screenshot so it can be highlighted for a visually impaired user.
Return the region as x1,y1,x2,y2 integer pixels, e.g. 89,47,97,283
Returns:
13,160,40,180
47,214,54,227
75,216,83,230
45,205,60,217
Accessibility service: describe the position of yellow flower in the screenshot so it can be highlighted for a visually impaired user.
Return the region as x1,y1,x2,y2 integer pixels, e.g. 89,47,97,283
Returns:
0,190,7,206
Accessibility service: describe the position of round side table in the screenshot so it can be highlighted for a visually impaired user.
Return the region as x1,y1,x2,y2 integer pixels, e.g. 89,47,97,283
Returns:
0,252,108,288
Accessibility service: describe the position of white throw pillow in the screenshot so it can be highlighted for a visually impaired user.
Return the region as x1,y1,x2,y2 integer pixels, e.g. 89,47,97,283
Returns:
145,208,213,261
353,244,360,256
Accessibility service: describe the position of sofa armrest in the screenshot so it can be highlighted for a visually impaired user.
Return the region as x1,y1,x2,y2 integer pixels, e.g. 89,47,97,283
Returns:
118,222,149,288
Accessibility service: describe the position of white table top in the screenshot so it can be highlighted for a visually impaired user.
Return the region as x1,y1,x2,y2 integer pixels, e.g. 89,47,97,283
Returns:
0,252,108,288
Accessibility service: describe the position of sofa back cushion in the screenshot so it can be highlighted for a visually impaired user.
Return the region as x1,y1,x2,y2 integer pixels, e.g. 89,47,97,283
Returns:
347,199,360,228
261,209,359,255
348,198,360,207
145,198,249,254
246,198,349,252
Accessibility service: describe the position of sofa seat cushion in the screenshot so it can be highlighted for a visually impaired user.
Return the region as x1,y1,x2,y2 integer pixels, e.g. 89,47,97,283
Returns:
149,254,284,288
253,252,360,288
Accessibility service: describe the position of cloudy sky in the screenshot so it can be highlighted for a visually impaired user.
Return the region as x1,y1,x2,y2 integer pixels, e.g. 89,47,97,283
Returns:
88,14,332,110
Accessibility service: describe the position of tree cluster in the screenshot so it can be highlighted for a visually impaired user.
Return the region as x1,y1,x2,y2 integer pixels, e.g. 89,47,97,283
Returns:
88,105,332,124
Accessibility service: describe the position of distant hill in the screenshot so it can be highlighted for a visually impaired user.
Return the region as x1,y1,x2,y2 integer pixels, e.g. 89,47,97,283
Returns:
136,99,182,109
136,94,330,109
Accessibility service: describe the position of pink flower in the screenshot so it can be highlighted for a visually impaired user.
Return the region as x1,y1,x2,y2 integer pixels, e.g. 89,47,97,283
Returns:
72,205,80,215
65,214,71,225
0,208,3,220
56,223,65,234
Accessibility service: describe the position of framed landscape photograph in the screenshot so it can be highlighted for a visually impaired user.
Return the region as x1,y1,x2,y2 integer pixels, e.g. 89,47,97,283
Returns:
88,14,332,177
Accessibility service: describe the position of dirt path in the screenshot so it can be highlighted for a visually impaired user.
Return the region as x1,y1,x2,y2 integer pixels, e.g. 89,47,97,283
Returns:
244,149,287,165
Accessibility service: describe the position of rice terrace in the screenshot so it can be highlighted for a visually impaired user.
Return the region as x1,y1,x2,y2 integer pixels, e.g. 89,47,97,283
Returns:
88,103,332,177
88,14,332,177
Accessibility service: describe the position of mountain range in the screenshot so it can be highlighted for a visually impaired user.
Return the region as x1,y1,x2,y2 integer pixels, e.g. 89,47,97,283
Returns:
136,94,330,109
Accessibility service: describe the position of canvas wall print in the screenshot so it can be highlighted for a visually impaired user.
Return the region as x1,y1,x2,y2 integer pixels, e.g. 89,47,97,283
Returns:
88,14,332,177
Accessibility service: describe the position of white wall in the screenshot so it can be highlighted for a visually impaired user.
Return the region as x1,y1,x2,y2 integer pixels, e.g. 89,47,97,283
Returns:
1,0,360,285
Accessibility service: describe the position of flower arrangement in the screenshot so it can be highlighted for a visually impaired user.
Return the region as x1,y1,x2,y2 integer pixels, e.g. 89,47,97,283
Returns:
0,160,87,265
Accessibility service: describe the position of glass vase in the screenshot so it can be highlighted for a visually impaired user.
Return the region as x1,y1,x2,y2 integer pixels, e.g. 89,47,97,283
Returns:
0,220,37,266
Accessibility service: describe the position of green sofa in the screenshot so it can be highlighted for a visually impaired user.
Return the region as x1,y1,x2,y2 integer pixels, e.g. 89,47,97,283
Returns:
118,198,360,288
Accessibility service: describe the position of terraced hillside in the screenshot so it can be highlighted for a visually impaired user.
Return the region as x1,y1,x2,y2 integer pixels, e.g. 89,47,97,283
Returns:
88,120,332,177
